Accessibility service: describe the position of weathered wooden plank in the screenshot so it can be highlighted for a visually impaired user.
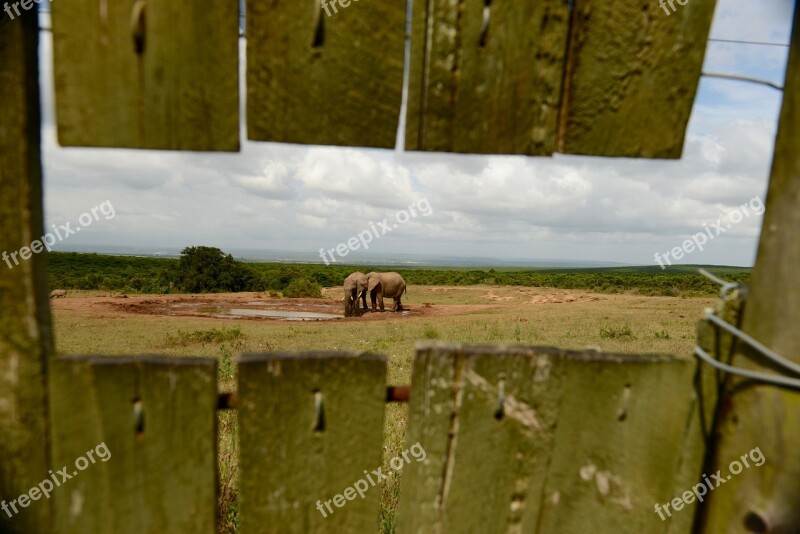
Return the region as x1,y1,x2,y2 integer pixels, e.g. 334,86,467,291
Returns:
246,0,405,148
398,344,703,533
0,10,53,534
536,353,701,533
238,352,387,533
397,345,562,532
405,0,570,155
51,0,239,151
48,356,218,533
558,0,716,158
698,6,800,532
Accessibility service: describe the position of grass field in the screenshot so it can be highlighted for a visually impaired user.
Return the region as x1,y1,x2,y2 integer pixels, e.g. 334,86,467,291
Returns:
50,283,716,532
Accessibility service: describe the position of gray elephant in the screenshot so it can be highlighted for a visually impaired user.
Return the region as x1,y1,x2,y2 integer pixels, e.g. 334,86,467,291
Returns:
343,271,368,317
357,272,407,312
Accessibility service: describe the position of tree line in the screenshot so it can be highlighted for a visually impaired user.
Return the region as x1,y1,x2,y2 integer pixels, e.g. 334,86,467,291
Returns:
47,248,751,297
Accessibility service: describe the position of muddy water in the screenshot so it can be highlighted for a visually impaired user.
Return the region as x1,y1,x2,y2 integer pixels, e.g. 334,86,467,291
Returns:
222,309,341,321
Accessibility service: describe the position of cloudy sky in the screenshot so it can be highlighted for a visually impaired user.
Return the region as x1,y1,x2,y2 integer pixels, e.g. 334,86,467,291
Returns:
39,0,794,266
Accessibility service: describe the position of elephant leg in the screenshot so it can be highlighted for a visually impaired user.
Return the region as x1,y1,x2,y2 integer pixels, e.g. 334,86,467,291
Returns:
370,290,378,311
378,293,385,311
361,292,368,311
395,296,403,311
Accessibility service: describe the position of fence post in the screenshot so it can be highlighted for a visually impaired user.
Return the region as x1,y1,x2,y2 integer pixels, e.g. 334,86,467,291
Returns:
0,9,52,533
398,344,704,533
238,352,387,534
697,4,800,532
48,356,218,533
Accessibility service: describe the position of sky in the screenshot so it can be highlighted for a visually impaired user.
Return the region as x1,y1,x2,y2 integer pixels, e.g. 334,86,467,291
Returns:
38,0,795,266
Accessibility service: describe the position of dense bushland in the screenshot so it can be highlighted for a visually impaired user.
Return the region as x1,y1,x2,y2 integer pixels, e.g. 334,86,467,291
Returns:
48,251,750,297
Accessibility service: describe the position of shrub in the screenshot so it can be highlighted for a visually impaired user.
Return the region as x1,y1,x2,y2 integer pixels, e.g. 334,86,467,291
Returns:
599,325,635,340
175,246,264,293
421,326,439,339
165,327,244,347
282,278,322,298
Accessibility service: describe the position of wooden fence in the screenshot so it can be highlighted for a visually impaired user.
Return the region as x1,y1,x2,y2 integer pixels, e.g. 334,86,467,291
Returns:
1,1,799,533
43,346,710,534
44,0,717,157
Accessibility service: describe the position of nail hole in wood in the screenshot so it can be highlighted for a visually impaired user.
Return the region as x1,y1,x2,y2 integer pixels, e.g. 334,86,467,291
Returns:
133,398,145,435
743,511,768,533
617,384,631,422
494,376,505,420
313,390,326,432
313,5,325,48
479,0,492,47
131,0,147,55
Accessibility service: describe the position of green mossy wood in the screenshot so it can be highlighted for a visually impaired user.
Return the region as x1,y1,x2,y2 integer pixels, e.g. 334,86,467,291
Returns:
0,11,52,534
406,0,715,157
48,0,715,156
558,0,717,158
238,352,387,534
698,6,800,532
398,344,704,533
51,0,239,151
246,0,406,148
405,0,570,155
48,357,218,533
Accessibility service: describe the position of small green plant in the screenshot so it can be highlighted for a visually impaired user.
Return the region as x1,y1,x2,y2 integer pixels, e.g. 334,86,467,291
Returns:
599,325,635,340
380,509,398,534
486,323,502,341
165,327,244,347
514,325,522,342
654,330,671,339
218,344,235,381
421,326,439,339
282,278,322,298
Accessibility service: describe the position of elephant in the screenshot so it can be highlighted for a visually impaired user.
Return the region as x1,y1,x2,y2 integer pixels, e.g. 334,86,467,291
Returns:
357,272,406,312
343,272,368,317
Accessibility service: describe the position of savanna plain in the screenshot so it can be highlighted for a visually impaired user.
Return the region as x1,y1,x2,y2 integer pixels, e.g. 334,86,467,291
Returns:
50,256,728,532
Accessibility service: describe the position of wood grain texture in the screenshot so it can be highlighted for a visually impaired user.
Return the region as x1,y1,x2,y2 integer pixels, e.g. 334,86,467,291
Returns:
238,352,387,533
247,0,405,148
51,0,239,151
406,0,570,155
0,10,53,534
558,0,717,158
398,344,703,534
48,356,218,534
698,6,800,532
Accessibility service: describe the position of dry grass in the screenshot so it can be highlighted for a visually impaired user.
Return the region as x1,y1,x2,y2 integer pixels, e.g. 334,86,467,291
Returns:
51,286,713,532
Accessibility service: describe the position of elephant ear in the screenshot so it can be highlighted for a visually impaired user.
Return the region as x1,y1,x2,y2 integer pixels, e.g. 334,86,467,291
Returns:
368,277,381,292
